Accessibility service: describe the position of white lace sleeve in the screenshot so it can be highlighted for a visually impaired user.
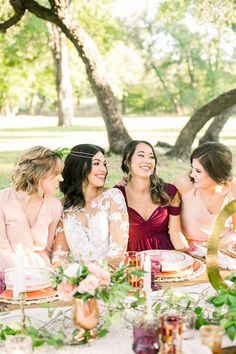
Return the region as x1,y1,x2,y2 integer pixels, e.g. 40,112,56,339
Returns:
52,218,69,263
106,189,129,263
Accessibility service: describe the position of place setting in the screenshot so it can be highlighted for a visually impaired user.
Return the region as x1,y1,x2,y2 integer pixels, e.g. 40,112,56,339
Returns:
0,245,58,305
124,249,206,289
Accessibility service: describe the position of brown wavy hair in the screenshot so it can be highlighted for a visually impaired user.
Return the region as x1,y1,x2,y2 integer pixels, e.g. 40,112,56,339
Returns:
121,140,171,206
12,146,63,195
190,142,233,184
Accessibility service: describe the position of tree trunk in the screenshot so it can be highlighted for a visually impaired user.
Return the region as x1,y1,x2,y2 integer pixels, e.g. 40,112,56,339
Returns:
67,25,131,153
0,0,132,153
47,23,73,127
199,104,236,145
151,62,180,114
28,94,37,115
168,89,236,160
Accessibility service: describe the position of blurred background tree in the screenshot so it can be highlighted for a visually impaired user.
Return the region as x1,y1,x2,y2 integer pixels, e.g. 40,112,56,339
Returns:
0,0,235,158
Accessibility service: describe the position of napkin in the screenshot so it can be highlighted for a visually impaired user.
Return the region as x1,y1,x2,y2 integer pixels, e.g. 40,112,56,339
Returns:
185,244,207,258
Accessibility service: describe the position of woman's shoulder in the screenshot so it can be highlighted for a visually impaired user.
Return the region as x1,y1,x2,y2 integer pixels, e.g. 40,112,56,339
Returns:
45,194,63,209
173,173,193,194
0,187,14,202
101,187,125,203
164,182,178,196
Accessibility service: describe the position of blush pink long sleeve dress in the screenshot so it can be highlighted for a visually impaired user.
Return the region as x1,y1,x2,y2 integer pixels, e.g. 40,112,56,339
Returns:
0,188,62,270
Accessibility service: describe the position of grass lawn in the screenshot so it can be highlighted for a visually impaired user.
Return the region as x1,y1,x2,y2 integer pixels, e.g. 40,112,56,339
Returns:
0,114,235,190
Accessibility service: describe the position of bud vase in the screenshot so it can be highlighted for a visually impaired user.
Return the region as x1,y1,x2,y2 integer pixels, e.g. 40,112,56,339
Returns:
72,298,99,341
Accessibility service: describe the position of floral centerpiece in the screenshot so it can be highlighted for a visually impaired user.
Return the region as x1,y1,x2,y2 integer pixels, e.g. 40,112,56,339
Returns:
52,259,142,342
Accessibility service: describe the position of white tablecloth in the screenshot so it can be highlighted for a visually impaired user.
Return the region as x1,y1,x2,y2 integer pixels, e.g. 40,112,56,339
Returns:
0,283,235,353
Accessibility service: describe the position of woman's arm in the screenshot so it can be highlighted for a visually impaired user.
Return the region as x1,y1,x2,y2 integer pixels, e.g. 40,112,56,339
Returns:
168,191,189,249
52,219,69,266
168,214,189,249
0,208,15,269
230,179,236,229
46,198,63,256
107,189,129,268
174,174,192,195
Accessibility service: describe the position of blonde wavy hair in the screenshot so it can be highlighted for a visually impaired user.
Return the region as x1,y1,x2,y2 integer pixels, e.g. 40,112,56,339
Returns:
12,146,63,195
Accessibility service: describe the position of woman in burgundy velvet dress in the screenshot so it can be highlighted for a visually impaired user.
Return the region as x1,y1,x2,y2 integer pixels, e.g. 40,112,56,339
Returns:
116,140,188,252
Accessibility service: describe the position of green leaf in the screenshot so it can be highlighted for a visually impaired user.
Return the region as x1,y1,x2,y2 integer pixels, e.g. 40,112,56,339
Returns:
31,338,45,347
27,326,39,337
226,325,236,341
153,302,161,314
211,295,226,307
194,306,203,315
97,328,108,337
130,297,146,308
227,295,236,307
47,337,59,346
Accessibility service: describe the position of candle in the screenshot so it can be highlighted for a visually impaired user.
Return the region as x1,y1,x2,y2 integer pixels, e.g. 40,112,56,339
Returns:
143,255,152,318
13,244,26,299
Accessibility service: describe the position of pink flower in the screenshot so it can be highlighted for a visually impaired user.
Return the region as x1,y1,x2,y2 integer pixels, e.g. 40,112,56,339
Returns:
88,263,104,277
57,281,77,302
77,274,99,296
88,263,111,286
97,270,111,286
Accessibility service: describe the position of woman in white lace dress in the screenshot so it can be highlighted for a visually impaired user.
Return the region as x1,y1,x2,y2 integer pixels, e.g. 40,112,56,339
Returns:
53,144,129,267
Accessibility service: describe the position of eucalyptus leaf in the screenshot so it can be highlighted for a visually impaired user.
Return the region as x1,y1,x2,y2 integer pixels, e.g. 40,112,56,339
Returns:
226,325,236,341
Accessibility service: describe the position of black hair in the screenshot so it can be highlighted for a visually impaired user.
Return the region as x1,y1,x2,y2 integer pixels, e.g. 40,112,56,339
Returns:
60,144,106,208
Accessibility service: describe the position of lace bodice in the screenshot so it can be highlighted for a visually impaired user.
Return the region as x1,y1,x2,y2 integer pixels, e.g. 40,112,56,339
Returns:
56,188,129,262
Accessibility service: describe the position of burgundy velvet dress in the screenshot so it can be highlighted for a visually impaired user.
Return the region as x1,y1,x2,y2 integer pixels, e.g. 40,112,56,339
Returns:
116,184,180,252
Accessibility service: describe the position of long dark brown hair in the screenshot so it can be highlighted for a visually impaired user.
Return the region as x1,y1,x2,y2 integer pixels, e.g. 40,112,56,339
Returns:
121,140,171,206
60,144,107,209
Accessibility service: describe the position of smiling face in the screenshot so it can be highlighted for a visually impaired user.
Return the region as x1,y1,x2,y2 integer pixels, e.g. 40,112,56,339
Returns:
130,142,156,178
38,165,64,196
87,151,108,187
190,158,216,189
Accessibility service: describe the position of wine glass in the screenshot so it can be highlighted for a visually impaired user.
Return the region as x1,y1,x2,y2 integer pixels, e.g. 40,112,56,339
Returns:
133,317,160,354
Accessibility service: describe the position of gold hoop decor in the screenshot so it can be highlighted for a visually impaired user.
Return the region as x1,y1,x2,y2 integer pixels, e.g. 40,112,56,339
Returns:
207,200,236,290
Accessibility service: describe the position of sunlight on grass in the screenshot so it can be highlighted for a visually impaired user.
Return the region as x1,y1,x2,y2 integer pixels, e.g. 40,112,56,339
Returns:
0,115,235,190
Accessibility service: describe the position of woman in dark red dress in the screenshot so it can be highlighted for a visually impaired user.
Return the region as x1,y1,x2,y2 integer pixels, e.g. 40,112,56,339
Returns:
116,140,188,252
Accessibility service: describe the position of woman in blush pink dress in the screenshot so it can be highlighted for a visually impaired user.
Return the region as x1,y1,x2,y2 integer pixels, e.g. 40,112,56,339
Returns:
174,142,236,253
0,146,63,270
115,140,188,252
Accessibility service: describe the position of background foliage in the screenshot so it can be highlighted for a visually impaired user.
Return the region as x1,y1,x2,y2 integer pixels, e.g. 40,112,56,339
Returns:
0,0,235,116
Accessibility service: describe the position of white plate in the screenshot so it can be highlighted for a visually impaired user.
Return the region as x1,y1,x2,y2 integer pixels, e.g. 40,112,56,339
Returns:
5,267,54,292
140,250,194,272
227,242,236,256
154,260,206,282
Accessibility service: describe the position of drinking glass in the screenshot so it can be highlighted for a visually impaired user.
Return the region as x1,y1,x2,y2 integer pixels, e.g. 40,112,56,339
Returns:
181,310,196,339
124,251,141,288
159,314,182,354
4,335,33,354
133,316,160,354
199,325,224,354
0,269,6,293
